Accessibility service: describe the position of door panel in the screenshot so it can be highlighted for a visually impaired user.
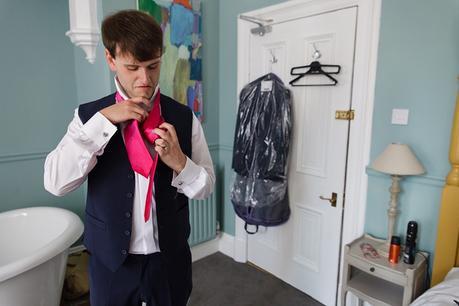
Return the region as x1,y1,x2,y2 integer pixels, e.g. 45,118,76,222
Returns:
247,7,357,306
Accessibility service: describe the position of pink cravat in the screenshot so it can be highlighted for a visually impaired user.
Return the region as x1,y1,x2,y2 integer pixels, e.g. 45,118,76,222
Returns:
115,91,164,222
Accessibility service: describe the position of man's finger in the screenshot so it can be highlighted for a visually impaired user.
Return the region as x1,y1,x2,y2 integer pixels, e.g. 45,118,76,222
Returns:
159,122,176,135
154,144,166,156
158,122,179,140
131,113,142,122
130,103,148,115
153,128,169,140
130,106,148,122
123,102,146,115
154,139,167,148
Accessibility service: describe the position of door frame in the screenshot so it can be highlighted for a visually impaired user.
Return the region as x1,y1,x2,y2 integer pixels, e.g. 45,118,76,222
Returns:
235,0,382,295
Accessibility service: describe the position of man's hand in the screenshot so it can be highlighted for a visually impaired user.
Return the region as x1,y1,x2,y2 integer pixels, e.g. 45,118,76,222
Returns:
153,122,187,173
100,97,151,124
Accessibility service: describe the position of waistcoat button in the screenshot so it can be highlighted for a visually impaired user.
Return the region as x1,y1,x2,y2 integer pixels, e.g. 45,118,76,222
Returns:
124,230,130,236
126,192,133,198
125,212,131,218
121,249,127,255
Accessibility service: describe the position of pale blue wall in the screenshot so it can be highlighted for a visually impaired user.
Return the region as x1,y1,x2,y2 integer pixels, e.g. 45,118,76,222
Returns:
0,0,85,217
2,0,457,268
198,0,221,220
365,0,459,262
0,0,136,219
216,0,459,264
0,0,219,222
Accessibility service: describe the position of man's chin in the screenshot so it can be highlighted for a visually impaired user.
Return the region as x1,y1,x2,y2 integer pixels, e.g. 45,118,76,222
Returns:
134,90,154,99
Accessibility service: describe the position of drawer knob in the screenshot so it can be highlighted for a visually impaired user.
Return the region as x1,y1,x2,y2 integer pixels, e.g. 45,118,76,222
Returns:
370,267,375,272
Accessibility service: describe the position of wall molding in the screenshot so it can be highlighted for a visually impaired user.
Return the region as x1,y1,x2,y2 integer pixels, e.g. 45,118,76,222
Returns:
0,151,48,164
0,146,229,166
0,144,233,164
208,143,218,151
219,144,233,152
207,143,233,152
366,167,445,187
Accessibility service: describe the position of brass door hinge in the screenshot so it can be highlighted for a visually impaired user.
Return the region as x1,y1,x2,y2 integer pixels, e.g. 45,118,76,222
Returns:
335,110,355,120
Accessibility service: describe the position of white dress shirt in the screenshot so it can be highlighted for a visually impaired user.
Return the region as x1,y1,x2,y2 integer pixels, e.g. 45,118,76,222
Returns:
44,79,215,255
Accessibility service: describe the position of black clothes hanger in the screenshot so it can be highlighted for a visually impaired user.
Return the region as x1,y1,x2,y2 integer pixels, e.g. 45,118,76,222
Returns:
289,60,341,86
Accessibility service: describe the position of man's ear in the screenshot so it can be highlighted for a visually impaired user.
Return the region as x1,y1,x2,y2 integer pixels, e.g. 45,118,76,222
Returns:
105,49,116,72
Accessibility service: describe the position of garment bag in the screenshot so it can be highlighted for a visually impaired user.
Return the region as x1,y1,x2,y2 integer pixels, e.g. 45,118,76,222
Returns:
231,73,292,234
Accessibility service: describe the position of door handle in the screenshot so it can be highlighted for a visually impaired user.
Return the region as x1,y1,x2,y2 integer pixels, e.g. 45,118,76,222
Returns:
319,192,337,207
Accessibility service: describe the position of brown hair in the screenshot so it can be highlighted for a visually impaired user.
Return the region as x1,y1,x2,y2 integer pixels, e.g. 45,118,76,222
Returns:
102,10,163,61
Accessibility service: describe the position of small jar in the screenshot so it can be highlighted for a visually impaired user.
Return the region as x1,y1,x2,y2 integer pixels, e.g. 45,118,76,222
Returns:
389,235,401,264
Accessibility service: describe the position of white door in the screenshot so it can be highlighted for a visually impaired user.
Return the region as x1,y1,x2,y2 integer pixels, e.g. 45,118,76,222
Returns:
247,7,357,306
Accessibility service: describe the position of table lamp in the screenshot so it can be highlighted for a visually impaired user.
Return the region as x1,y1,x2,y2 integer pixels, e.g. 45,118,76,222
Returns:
371,143,425,251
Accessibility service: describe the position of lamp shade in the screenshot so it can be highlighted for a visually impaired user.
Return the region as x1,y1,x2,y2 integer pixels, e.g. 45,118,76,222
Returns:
371,143,425,176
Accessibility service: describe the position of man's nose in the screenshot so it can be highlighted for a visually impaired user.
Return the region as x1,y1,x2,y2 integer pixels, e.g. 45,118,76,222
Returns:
137,68,149,83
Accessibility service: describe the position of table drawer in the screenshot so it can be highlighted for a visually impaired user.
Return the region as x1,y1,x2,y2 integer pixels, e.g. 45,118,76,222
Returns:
347,255,406,286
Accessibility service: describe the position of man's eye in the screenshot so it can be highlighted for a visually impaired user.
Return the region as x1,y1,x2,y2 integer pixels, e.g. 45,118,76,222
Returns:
148,65,158,70
126,66,138,71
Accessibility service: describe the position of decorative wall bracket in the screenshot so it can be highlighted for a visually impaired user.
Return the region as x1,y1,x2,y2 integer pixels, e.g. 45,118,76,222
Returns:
66,0,100,64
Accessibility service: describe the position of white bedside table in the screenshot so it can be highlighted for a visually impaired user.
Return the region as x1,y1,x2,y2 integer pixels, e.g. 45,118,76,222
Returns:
340,234,427,306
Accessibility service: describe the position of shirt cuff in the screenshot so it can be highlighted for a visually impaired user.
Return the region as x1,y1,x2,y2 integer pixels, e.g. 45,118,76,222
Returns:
171,156,201,188
79,112,117,152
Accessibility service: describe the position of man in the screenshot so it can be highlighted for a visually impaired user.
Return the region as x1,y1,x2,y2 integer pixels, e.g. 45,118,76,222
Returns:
44,10,214,306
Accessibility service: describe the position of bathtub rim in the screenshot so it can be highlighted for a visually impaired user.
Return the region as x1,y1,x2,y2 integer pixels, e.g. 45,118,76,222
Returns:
0,206,84,283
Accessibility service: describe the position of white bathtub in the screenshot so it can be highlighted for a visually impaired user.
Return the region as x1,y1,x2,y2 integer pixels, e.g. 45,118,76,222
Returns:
0,207,83,306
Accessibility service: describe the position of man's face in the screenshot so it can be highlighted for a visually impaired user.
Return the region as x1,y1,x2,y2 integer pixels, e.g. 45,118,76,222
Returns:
105,47,161,99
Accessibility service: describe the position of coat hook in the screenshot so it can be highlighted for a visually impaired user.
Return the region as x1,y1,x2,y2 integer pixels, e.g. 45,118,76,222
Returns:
269,49,278,64
312,43,321,60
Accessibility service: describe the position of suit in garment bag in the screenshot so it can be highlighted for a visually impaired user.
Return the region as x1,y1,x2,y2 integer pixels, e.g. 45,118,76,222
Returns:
231,73,292,233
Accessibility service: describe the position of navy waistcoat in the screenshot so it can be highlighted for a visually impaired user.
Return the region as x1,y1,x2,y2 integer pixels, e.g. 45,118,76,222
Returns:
78,93,193,304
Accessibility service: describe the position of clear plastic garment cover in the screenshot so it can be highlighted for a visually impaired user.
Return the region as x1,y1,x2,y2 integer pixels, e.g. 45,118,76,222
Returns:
231,73,292,233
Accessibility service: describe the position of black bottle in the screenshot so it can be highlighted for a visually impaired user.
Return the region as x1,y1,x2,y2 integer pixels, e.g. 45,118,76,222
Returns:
403,221,418,264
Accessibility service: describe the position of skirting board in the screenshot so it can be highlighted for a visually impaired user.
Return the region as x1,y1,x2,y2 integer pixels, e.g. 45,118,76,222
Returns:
191,237,220,262
217,232,235,259
69,233,237,262
191,233,235,262
69,244,87,254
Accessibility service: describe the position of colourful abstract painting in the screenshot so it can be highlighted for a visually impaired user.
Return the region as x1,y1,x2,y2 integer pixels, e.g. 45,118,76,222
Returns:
138,0,203,121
